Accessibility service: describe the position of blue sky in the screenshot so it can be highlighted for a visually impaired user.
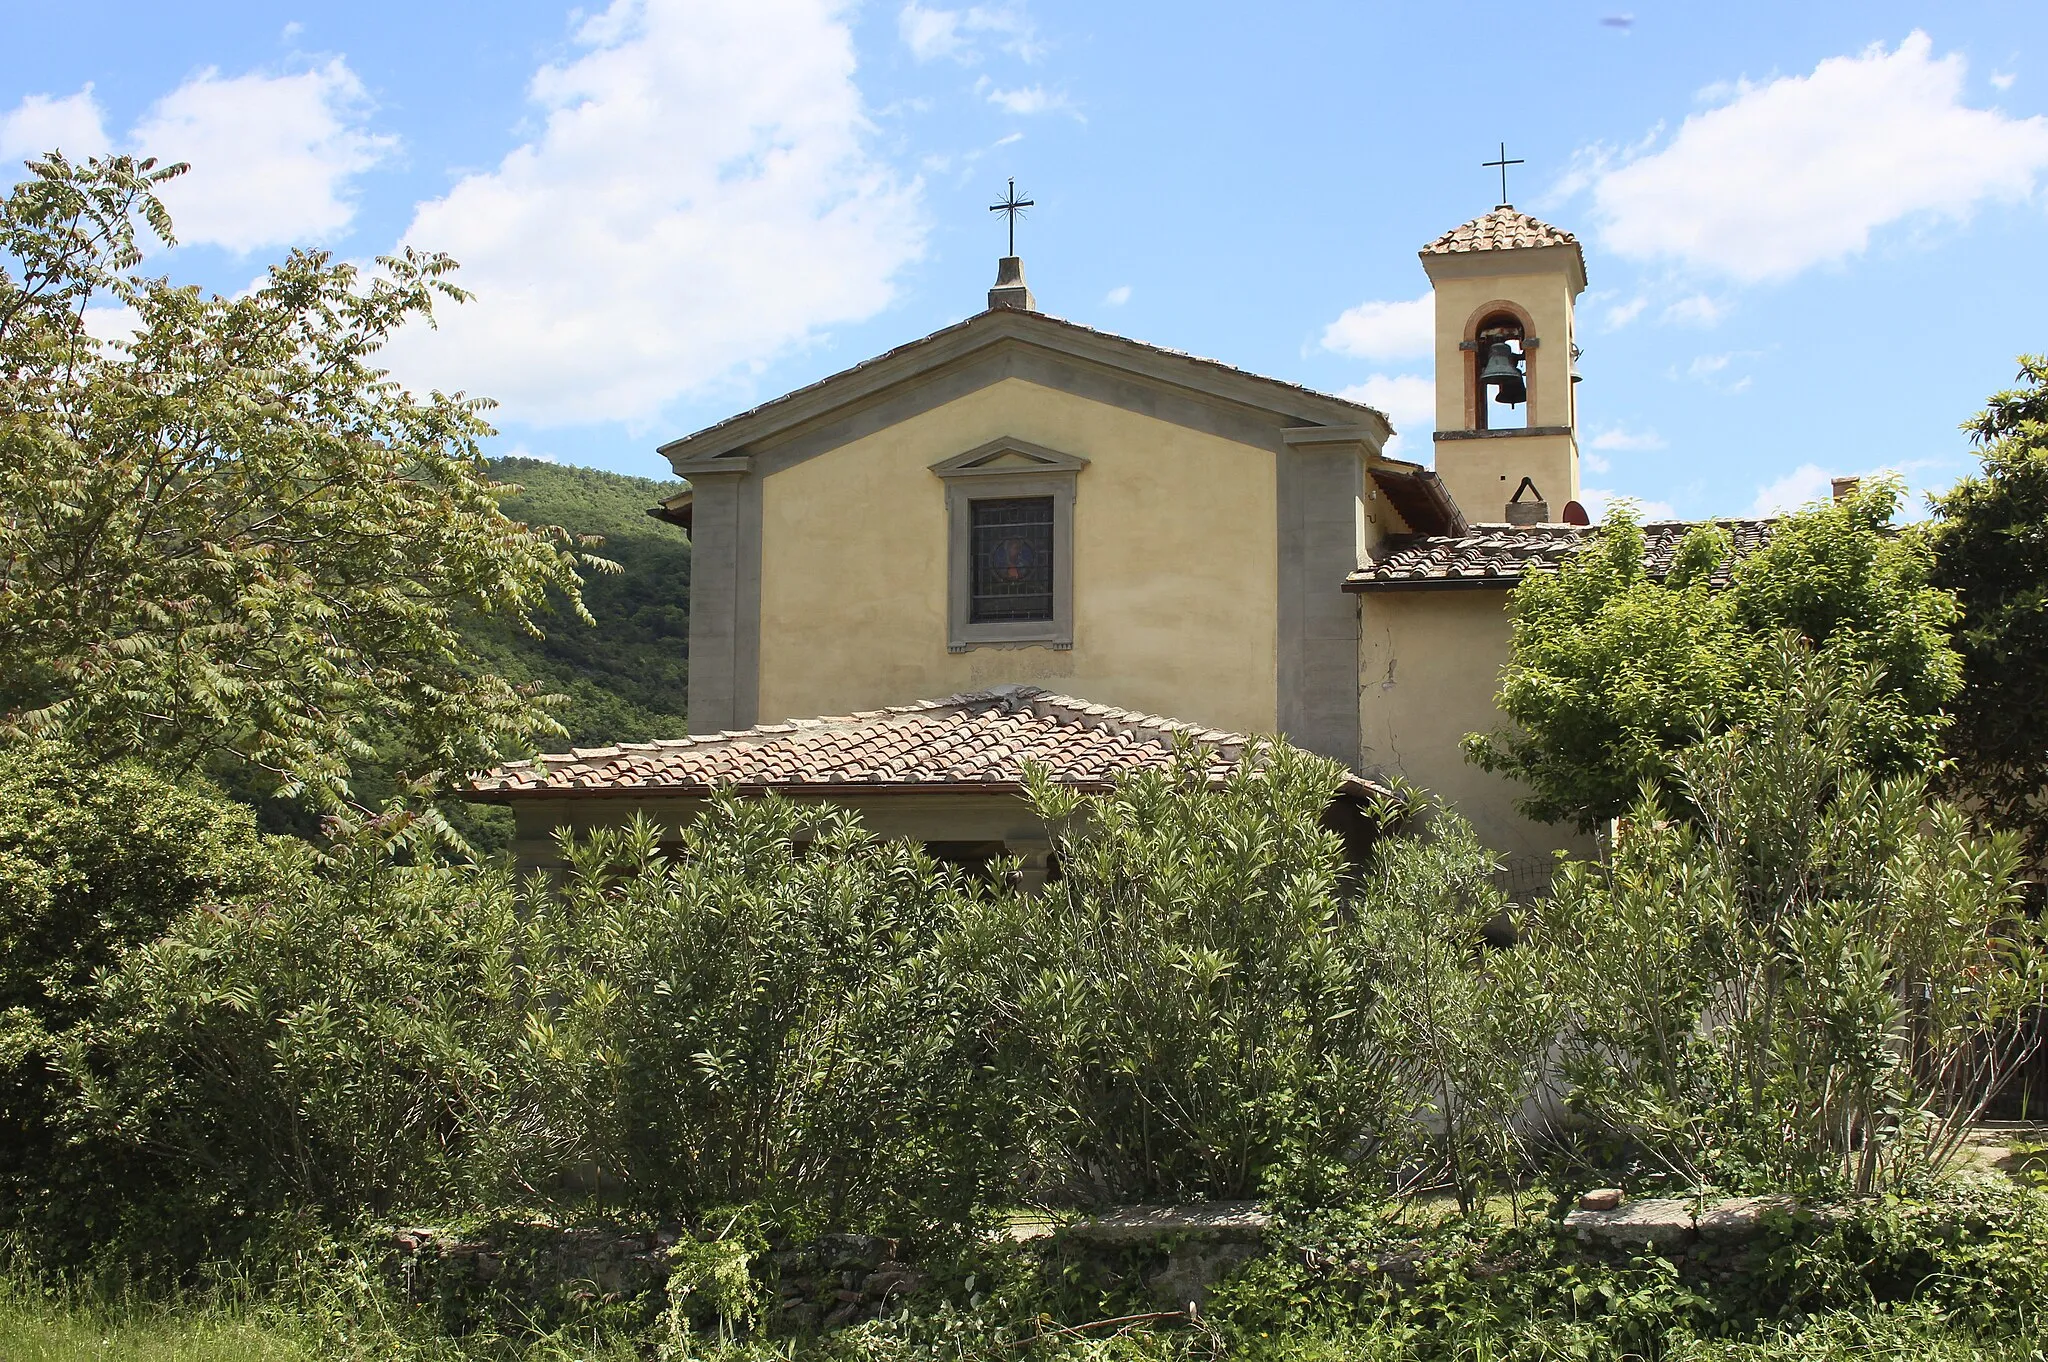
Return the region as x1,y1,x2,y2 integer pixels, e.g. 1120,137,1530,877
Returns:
5,1,2047,521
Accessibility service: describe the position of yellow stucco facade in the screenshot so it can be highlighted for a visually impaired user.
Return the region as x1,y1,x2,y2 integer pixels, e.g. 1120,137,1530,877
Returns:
1357,590,1596,864
755,376,1281,735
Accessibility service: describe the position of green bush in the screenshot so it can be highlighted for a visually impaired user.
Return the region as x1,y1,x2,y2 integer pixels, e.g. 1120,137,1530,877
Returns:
0,742,280,1251
1357,799,1554,1212
1534,639,2048,1194
506,800,1007,1233
986,743,1408,1205
29,794,1003,1268
45,850,531,1268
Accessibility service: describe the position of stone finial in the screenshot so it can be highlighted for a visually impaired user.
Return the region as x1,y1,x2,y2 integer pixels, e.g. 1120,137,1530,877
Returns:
988,256,1035,311
1506,475,1549,525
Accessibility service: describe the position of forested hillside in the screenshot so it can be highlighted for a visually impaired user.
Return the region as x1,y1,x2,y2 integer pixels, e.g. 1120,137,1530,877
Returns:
210,455,692,841
478,456,692,749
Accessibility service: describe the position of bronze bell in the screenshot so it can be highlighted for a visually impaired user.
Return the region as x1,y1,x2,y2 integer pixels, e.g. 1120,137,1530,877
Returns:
1479,341,1526,405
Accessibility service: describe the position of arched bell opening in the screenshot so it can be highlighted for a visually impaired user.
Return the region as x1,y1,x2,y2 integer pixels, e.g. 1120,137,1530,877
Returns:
1467,308,1530,431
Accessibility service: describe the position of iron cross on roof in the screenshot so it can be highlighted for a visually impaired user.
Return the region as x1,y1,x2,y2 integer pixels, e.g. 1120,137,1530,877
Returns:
989,177,1034,257
1484,143,1524,209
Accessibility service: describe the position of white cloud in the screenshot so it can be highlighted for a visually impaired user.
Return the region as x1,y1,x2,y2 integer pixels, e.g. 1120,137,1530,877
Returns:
131,59,395,252
1750,463,1838,515
80,304,140,346
384,0,926,429
1338,372,1432,458
1590,426,1666,452
1321,292,1433,361
1586,32,2048,282
0,87,110,164
1684,351,1759,391
1600,294,1649,331
897,2,1039,63
985,84,1070,116
1661,293,1726,327
1991,71,2017,91
1580,489,1678,522
1103,284,1131,306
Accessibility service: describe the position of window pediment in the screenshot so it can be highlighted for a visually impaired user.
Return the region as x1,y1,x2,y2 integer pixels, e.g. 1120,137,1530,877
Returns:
928,437,1090,479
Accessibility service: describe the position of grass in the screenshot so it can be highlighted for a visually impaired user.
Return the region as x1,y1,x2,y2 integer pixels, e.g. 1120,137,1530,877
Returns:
4,1286,2044,1362
0,1287,314,1362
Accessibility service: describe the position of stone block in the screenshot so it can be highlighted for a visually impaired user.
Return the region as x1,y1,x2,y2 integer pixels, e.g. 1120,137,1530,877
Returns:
1564,1197,1698,1251
1695,1196,1792,1242
1064,1201,1271,1246
1576,1188,1625,1212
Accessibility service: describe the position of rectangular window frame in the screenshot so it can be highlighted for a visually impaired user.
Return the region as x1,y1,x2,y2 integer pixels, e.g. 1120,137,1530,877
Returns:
933,439,1084,653
968,495,1057,625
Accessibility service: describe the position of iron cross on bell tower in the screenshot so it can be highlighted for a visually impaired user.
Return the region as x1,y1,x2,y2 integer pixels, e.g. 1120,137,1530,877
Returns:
1483,143,1524,209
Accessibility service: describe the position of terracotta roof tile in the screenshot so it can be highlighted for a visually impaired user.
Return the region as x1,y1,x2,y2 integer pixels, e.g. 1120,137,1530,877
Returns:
467,686,1394,800
1421,207,1581,256
1346,519,1779,592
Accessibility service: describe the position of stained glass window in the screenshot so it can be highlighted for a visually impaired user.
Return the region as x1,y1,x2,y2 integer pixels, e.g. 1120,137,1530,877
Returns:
969,496,1055,623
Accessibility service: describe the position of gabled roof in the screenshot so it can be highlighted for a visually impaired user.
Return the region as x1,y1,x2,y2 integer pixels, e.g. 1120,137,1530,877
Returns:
468,686,1394,801
1344,519,1779,592
656,306,1393,471
1421,207,1581,256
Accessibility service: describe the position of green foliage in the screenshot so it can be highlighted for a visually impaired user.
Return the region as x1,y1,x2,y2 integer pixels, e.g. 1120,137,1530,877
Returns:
1357,800,1555,1212
213,456,693,852
1468,486,1961,830
1533,640,2048,1194
44,851,534,1269
1210,1178,2048,1362
10,1205,2048,1362
468,457,691,751
0,742,275,1034
507,803,1005,1233
20,795,1001,1269
0,742,282,1244
1929,356,2048,879
991,743,1407,1204
0,153,598,824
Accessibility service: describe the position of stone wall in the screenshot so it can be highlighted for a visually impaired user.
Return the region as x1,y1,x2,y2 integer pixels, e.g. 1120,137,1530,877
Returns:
377,1194,1854,1339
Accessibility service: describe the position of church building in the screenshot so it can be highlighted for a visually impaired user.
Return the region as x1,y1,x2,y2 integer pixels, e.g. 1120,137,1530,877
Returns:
473,203,1721,877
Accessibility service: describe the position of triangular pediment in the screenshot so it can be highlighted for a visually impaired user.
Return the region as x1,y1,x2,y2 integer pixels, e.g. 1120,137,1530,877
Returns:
929,437,1090,478
659,308,1388,474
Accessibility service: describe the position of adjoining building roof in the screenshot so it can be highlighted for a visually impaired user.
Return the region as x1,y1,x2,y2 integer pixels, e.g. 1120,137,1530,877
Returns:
1421,206,1581,257
1345,519,1779,592
468,686,1395,801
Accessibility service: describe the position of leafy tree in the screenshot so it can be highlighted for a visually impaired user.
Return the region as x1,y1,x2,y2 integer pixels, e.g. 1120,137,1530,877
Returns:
0,153,599,823
1466,484,1960,830
1929,356,2048,877
1536,639,2045,1194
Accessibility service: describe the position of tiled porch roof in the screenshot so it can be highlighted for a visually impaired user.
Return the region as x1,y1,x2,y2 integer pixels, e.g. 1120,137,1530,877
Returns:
1346,519,1778,592
467,686,1394,800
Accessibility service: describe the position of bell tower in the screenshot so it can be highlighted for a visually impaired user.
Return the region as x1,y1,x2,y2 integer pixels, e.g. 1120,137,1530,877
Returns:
1420,205,1588,524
